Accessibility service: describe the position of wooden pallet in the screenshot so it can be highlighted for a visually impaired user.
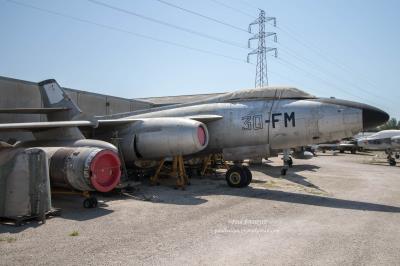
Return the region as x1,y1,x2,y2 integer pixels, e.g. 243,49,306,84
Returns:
0,208,61,226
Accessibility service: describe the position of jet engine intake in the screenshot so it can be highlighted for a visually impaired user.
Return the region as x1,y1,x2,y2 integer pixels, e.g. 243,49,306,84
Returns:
123,118,209,161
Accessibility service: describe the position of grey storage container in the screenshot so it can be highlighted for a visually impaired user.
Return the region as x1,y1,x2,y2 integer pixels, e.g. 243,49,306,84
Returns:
0,147,53,224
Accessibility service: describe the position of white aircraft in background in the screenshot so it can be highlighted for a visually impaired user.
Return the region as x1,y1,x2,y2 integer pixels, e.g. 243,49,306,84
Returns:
357,130,400,166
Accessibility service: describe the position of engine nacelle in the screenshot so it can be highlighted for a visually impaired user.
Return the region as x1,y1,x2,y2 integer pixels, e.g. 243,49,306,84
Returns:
46,147,121,192
121,118,209,161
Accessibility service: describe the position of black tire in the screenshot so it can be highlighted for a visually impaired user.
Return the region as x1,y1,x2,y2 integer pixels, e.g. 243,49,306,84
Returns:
389,159,397,166
322,149,326,153
242,166,252,186
83,199,92,209
339,149,344,153
281,168,287,176
90,197,98,208
226,166,248,188
351,149,356,154
396,154,400,159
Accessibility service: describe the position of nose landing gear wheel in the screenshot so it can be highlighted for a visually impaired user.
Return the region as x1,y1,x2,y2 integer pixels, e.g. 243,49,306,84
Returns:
281,168,287,176
396,154,400,159
389,158,397,166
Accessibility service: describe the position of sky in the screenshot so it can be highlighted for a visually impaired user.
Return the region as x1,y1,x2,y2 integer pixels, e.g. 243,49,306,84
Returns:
1,0,399,118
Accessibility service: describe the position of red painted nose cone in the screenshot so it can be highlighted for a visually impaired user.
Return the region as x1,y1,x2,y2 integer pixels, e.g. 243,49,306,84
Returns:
90,150,121,192
197,126,206,146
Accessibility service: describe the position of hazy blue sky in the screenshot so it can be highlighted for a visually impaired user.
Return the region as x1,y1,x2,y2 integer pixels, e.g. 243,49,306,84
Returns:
1,0,399,118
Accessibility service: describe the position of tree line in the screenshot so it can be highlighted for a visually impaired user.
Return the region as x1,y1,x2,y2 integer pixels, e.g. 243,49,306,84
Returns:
377,118,400,131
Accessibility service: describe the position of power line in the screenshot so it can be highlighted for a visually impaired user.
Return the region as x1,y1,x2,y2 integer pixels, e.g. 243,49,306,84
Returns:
275,24,386,95
87,0,248,50
208,0,255,18
5,0,249,64
231,0,394,101
7,0,390,106
154,0,249,33
278,45,399,108
234,0,261,12
274,56,385,107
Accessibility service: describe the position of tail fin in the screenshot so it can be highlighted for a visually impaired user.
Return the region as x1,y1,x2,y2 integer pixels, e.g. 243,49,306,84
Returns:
38,79,82,121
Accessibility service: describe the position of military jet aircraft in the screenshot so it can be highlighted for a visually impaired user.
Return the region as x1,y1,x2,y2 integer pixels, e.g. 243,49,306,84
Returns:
4,79,388,189
357,130,400,166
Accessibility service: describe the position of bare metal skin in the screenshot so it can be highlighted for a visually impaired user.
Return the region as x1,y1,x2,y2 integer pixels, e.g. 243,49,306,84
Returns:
0,80,389,186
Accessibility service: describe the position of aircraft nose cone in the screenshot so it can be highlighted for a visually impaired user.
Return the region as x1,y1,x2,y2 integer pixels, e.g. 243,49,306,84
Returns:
362,106,389,130
310,98,389,130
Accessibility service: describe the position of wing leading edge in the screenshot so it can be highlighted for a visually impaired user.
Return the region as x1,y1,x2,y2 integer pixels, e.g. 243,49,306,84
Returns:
0,120,97,131
0,115,223,131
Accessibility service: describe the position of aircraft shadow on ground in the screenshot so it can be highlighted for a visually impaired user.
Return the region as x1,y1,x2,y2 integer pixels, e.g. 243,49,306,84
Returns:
138,165,400,213
2,162,398,231
365,162,398,167
316,152,375,157
147,182,400,213
52,195,114,221
250,164,321,189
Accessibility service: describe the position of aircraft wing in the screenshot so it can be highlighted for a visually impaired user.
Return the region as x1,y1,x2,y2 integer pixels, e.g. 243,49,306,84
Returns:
0,115,223,131
97,118,142,125
95,115,223,127
0,107,69,114
185,115,223,123
0,120,97,131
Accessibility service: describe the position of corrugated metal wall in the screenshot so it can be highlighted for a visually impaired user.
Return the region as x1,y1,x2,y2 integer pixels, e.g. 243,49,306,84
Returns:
0,76,153,142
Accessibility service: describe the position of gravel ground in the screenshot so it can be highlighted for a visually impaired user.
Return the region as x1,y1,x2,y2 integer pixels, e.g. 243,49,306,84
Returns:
1,152,400,265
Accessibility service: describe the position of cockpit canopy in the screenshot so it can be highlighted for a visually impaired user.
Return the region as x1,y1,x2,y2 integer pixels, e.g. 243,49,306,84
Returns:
216,86,315,102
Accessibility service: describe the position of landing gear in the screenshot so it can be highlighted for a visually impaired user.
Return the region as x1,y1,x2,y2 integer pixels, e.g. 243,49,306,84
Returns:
287,157,293,168
396,153,400,160
280,149,291,176
242,166,253,186
225,165,252,188
386,150,397,166
83,197,98,208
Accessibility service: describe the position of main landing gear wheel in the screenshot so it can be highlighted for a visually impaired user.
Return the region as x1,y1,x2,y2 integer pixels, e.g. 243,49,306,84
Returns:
396,154,400,159
242,166,252,186
389,158,397,166
226,165,250,188
83,197,98,208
